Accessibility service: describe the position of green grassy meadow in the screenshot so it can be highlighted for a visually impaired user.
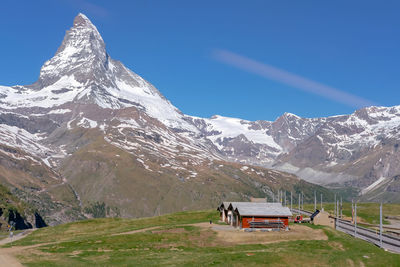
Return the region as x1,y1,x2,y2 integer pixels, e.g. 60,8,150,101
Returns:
2,209,400,266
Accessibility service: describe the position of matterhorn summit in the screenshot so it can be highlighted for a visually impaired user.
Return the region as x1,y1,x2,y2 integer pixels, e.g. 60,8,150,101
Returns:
0,13,195,131
35,13,108,89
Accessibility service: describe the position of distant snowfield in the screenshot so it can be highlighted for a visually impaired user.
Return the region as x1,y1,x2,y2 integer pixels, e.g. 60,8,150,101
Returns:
202,115,282,151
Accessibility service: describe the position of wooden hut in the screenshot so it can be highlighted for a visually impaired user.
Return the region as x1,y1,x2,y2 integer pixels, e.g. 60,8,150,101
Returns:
221,202,292,230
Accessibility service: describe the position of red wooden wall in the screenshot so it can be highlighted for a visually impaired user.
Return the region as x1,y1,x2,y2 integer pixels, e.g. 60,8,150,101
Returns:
241,216,289,228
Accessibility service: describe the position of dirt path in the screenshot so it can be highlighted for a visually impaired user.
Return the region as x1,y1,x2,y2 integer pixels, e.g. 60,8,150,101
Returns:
0,229,36,267
0,229,35,246
111,226,160,236
0,251,23,267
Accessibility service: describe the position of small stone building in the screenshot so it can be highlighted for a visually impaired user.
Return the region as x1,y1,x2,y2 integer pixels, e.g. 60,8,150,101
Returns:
313,211,334,228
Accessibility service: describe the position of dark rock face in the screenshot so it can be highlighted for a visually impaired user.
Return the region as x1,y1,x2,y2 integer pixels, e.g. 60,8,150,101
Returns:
0,112,59,134
0,209,47,230
8,210,32,230
34,212,47,228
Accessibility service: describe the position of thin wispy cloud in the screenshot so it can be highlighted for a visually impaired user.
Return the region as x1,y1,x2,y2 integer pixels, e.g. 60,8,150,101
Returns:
213,49,376,108
80,1,109,17
66,0,109,17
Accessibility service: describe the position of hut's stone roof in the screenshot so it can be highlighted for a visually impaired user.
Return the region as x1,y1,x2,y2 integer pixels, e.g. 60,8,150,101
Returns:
220,202,292,217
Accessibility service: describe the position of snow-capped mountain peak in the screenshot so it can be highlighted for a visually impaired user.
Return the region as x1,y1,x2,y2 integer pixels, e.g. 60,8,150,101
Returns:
0,13,197,131
35,13,106,89
74,13,97,27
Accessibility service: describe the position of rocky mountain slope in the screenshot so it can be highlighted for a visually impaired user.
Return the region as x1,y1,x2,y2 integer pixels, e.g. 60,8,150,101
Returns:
0,14,336,224
0,143,84,225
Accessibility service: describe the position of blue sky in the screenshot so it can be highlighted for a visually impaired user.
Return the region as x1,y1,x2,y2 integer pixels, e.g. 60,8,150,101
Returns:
1,0,399,121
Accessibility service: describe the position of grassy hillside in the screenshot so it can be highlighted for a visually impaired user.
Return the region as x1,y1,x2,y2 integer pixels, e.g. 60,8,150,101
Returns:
3,210,400,266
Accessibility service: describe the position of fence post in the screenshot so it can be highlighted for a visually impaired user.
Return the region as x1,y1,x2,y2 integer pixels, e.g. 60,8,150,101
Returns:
340,197,343,219
284,191,287,207
298,193,301,215
320,193,322,210
334,194,336,218
314,191,316,211
354,202,357,238
290,191,293,210
335,200,339,222
380,202,383,247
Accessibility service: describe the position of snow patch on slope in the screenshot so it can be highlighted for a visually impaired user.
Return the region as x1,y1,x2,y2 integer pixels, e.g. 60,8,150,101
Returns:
203,115,281,150
0,124,52,164
0,76,82,109
48,109,72,114
77,118,98,128
361,177,387,195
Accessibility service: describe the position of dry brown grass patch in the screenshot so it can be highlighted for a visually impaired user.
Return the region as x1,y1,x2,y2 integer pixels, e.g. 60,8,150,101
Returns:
193,224,327,246
329,241,345,251
187,229,216,247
